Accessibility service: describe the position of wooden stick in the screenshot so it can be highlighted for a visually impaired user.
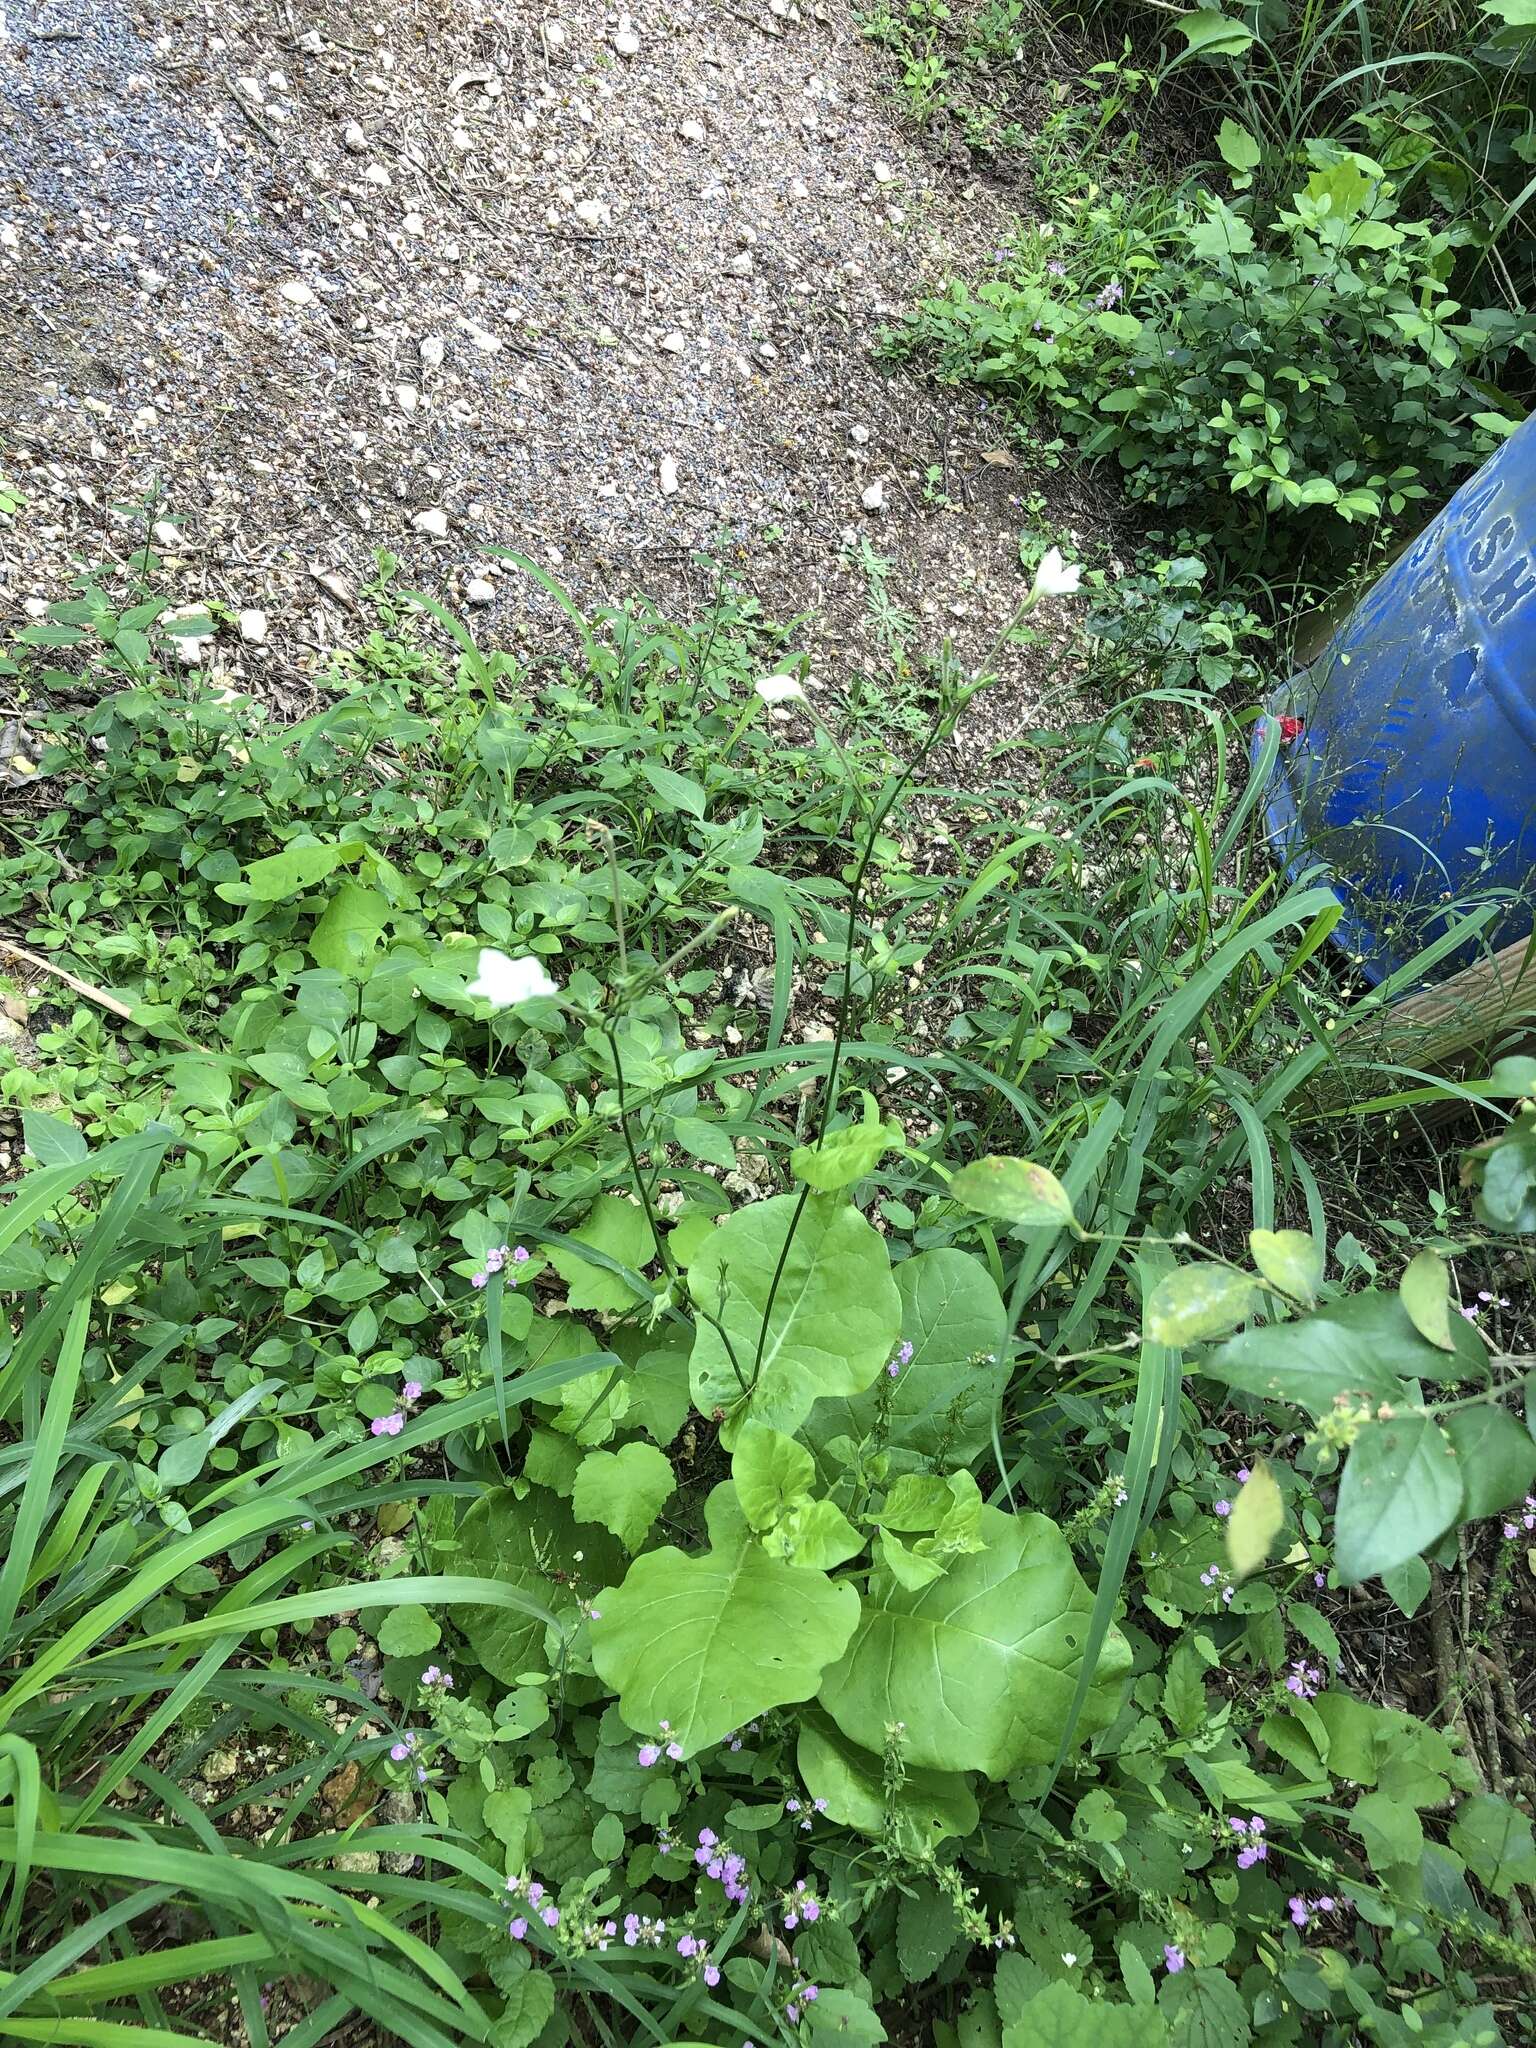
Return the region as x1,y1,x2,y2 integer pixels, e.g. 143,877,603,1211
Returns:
1304,932,1536,1116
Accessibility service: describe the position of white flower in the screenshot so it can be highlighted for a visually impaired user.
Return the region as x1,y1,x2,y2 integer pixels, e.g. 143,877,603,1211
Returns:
1029,546,1083,601
755,674,807,705
465,949,559,1009
1061,1953,1078,1968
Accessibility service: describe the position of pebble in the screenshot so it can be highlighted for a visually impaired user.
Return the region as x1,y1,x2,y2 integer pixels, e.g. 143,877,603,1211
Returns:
395,383,419,415
873,161,897,185
419,334,445,370
544,20,567,46
465,576,495,604
137,267,168,295
727,252,753,277
861,480,885,512
364,164,392,188
238,608,269,644
152,519,181,547
850,424,870,444
279,280,316,306
574,198,610,228
614,30,641,57
679,118,706,142
659,456,679,497
412,508,449,537
658,331,686,354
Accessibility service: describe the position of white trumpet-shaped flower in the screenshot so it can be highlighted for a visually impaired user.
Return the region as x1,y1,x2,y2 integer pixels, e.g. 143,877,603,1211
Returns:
1029,546,1083,601
465,949,559,1010
755,673,807,705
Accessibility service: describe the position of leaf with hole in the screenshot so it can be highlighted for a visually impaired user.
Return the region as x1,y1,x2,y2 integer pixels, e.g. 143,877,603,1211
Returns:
1144,1264,1256,1347
950,1156,1075,1231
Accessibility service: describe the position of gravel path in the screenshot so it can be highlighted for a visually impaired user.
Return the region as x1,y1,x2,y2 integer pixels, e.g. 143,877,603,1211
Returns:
1,0,1095,716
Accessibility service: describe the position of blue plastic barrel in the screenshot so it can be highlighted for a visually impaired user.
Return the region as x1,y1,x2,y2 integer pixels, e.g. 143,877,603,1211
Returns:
1260,413,1536,984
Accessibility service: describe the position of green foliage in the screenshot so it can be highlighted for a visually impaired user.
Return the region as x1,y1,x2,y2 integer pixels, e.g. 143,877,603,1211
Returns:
902,135,1528,557
1,555,1530,2048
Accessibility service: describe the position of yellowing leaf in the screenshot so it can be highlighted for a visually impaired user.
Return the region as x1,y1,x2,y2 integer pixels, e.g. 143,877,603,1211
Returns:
1226,1462,1284,1580
1400,1248,1455,1350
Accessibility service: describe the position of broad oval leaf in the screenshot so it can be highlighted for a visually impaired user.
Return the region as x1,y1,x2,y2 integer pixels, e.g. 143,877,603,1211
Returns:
950,1156,1075,1231
817,1506,1131,1778
1335,1412,1465,1585
1225,1461,1284,1580
791,1092,904,1192
1176,7,1257,57
1400,1248,1454,1351
1442,1404,1536,1521
1144,1264,1257,1346
687,1193,900,1444
590,1481,860,1754
571,1440,676,1552
458,1486,625,1682
1203,1290,1471,1414
795,1710,978,1844
803,1248,1008,1473
1248,1228,1323,1305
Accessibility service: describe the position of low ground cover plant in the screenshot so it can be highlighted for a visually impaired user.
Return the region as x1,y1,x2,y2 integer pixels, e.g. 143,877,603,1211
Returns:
0,545,1534,2047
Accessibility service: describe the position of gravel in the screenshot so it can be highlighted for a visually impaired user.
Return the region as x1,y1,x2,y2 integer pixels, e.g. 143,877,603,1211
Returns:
0,0,1103,735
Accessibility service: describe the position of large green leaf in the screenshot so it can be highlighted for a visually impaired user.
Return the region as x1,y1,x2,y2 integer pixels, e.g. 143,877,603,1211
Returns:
457,1486,624,1681
1144,1264,1256,1346
818,1506,1131,1778
546,1194,654,1314
687,1193,900,1443
791,1092,904,1191
795,1711,977,1844
590,1481,859,1754
1203,1291,1471,1415
950,1156,1075,1230
1002,1981,1166,2047
803,1249,1009,1472
1443,1404,1536,1520
571,1441,676,1551
1334,1412,1464,1585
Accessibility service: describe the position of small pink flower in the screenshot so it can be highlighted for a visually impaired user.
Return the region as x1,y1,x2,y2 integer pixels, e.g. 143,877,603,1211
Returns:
1163,1945,1185,1973
402,1380,423,1403
370,1412,404,1437
509,1917,528,1940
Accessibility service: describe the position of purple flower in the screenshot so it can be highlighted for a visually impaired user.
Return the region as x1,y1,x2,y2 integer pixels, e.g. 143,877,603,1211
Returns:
1285,1660,1323,1701
471,1272,488,1289
1288,1895,1310,1928
509,1917,528,1940
1214,1499,1231,1518
703,1964,720,1987
1163,1945,1185,1973
1236,1465,1252,1483
420,1665,452,1690
1314,1571,1327,1587
1047,259,1067,277
512,1246,531,1265
637,1743,661,1768
527,1883,544,1905
541,1905,559,1928
677,1934,699,1958
371,1412,404,1437
389,1734,416,1762
666,1741,684,1760
402,1380,423,1403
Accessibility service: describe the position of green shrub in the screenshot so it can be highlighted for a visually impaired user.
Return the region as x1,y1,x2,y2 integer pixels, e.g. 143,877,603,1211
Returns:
901,142,1528,554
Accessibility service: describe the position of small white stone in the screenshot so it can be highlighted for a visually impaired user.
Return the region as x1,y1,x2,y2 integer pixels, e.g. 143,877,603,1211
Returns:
395,383,419,414
451,126,474,151
728,251,753,277
364,163,392,188
872,160,896,185
412,507,449,537
152,519,181,547
574,197,610,227
279,279,316,306
419,334,445,369
544,19,566,45
238,608,269,644
659,456,679,497
861,480,885,512
236,74,264,102
850,424,870,444
137,266,168,294
789,177,809,198
403,209,425,232
465,576,495,605
679,118,705,142
658,330,686,353
23,597,48,618
613,27,640,55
